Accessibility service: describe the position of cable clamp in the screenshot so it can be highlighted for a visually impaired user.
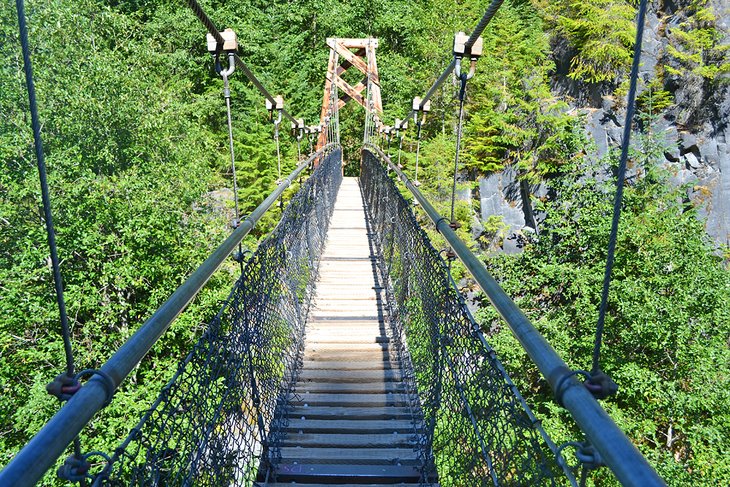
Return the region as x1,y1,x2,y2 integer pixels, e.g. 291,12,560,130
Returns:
412,97,432,127
46,373,80,402
554,368,618,406
57,454,90,483
47,369,115,406
440,248,456,261
206,29,238,54
266,96,284,121
59,451,112,484
215,51,235,78
434,217,450,232
576,442,604,469
554,369,590,407
241,216,257,230
585,367,619,400
448,221,462,230
453,31,483,60
556,440,605,473
232,250,250,263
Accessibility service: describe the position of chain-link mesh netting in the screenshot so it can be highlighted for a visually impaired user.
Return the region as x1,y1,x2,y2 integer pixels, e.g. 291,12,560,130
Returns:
96,148,342,486
361,148,571,486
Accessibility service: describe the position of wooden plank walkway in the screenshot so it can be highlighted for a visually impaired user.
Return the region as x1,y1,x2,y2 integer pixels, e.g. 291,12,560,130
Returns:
266,177,427,486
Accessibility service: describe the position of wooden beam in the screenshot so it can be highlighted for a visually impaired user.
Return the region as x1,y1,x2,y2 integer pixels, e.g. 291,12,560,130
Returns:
331,75,365,108
338,48,365,73
326,37,379,49
330,40,369,75
319,37,383,150
316,48,339,153
366,43,383,113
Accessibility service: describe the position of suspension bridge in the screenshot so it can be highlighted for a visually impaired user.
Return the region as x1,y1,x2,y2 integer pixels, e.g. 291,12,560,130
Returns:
3,0,666,485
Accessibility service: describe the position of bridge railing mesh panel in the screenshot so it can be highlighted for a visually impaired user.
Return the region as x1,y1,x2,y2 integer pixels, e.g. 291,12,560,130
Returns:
361,148,569,486
98,148,342,486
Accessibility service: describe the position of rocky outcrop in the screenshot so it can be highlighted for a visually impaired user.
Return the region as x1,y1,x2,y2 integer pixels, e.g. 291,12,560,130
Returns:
477,1,728,250
566,0,730,247
477,167,545,254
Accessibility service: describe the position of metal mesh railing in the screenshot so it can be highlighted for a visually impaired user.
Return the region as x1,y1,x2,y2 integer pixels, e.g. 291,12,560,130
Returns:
361,148,571,486
96,147,342,486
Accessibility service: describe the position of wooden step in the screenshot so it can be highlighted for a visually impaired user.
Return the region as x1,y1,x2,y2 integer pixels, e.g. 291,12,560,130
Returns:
287,406,412,420
300,360,399,370
284,419,415,434
291,392,407,406
277,447,420,465
304,335,390,344
279,432,421,448
305,342,389,352
272,463,422,483
307,318,385,326
303,350,392,362
298,369,402,383
308,314,382,320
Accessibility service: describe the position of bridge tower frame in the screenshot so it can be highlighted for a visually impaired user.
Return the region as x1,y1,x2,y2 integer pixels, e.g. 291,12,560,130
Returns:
317,37,382,151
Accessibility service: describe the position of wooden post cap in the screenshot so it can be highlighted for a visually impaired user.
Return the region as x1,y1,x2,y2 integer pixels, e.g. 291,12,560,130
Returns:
206,28,238,53
453,31,483,58
266,95,284,111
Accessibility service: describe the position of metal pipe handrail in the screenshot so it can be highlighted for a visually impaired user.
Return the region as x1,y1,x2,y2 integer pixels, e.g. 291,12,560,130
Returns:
0,144,339,487
396,0,504,130
362,144,664,487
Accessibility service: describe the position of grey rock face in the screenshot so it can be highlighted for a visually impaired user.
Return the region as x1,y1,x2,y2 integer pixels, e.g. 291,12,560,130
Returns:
478,166,545,254
578,2,730,248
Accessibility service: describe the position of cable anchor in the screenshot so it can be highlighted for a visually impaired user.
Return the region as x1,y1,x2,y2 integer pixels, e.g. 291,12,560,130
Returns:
47,369,115,406
585,367,618,400
556,439,605,482
453,31,483,100
58,451,112,484
57,454,90,483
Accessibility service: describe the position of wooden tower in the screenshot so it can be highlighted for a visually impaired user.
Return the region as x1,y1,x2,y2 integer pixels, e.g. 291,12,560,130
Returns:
317,38,382,151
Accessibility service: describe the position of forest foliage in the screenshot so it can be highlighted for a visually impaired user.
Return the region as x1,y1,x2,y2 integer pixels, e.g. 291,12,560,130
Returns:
1,0,729,485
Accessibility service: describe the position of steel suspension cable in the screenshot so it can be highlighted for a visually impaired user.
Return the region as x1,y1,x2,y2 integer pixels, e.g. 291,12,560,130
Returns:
16,0,74,379
415,119,423,184
274,116,282,182
185,0,300,127
216,52,248,274
186,0,223,45
16,1,88,484
593,0,648,375
450,78,468,224
397,0,504,130
219,55,241,224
